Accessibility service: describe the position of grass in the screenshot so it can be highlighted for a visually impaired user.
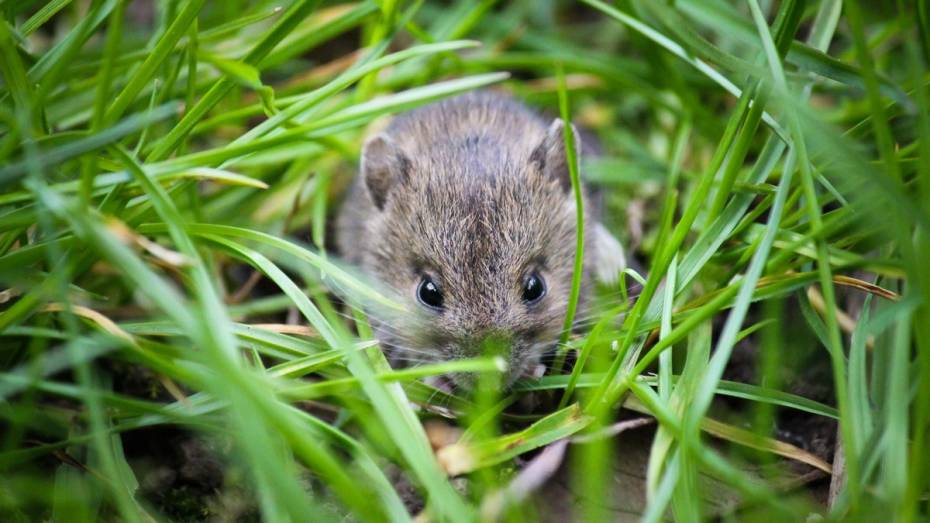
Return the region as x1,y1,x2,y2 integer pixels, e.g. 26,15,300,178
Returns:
1,0,928,520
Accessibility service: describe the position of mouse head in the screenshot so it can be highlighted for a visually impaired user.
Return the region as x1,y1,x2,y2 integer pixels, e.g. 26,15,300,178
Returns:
356,119,595,389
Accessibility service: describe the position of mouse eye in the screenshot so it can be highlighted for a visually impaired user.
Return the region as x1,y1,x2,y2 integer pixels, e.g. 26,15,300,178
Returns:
417,277,444,310
521,272,546,304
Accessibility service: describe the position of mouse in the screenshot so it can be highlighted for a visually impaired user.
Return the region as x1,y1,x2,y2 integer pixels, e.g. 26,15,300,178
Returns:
335,91,625,388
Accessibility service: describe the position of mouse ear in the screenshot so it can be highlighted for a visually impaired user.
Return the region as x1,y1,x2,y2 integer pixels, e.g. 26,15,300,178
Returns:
529,118,582,192
362,134,410,210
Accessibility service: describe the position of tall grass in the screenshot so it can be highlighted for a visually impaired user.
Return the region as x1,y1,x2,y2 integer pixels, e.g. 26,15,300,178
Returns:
1,0,928,521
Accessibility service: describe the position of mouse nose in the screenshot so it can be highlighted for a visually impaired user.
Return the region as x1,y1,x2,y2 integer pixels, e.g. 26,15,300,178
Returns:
459,330,512,358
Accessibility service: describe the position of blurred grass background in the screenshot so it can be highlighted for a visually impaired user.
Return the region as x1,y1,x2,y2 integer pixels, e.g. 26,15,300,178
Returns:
0,0,928,521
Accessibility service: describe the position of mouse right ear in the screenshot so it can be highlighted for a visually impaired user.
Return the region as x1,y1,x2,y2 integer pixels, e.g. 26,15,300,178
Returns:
529,119,582,193
362,134,410,210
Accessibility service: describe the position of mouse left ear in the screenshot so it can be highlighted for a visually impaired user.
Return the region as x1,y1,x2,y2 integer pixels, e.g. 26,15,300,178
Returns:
529,118,582,192
362,134,410,210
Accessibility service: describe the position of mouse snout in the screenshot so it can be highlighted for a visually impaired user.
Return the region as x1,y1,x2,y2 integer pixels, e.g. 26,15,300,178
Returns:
456,329,513,359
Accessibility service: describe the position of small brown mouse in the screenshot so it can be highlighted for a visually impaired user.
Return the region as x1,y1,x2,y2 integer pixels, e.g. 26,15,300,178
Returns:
336,92,624,387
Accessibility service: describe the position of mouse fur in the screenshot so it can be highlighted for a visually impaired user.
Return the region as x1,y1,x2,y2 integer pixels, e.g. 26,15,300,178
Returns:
335,91,624,387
